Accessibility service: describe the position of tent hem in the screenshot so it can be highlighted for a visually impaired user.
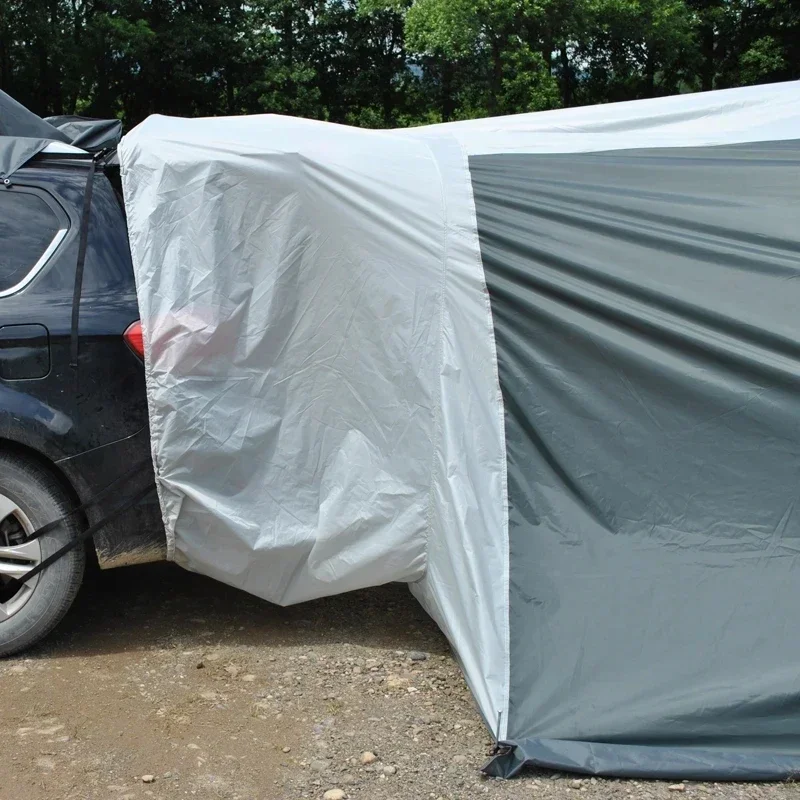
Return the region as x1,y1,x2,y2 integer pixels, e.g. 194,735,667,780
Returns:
482,738,800,781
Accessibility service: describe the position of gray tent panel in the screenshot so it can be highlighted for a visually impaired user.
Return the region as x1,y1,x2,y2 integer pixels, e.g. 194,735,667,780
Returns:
0,90,70,141
0,89,73,178
0,137,51,179
472,142,800,779
0,91,119,177
45,115,122,152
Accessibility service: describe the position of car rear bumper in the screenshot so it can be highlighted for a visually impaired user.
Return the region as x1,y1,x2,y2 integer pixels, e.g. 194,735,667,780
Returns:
57,427,167,569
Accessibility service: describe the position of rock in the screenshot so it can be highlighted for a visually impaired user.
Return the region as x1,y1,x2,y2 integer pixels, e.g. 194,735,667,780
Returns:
668,785,686,792
323,790,346,800
282,746,292,753
196,661,205,669
571,779,583,789
360,751,377,765
241,674,256,682
408,651,429,661
187,743,200,750
383,765,397,776
452,754,468,765
141,775,155,784
224,664,240,678
385,675,408,690
310,759,329,772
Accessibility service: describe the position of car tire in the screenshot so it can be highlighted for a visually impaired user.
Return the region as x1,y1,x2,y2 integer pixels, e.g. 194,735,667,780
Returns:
0,451,85,657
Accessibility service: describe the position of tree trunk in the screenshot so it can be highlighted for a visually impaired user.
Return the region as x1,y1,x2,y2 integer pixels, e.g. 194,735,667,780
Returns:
282,1,295,106
644,45,656,97
38,39,50,114
0,22,9,92
67,0,81,113
441,59,454,122
47,0,63,113
542,33,554,74
700,20,714,91
382,20,398,127
489,37,502,115
560,44,571,106
226,66,235,114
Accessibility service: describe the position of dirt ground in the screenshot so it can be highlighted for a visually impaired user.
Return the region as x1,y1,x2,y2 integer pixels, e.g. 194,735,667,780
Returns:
1,563,798,800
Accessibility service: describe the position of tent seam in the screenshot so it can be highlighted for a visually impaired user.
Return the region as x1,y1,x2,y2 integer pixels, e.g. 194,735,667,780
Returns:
420,138,450,580
455,139,511,741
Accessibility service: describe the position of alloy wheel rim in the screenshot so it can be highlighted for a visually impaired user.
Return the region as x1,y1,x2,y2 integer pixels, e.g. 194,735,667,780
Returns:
0,493,41,620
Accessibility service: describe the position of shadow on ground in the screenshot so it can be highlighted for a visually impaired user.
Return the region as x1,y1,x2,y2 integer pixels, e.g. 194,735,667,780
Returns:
30,562,449,661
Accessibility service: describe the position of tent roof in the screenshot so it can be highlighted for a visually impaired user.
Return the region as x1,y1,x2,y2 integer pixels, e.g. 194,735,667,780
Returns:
410,79,800,155
124,80,800,170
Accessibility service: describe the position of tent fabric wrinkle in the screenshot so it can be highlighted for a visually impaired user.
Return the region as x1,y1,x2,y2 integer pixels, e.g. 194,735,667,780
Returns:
116,80,800,780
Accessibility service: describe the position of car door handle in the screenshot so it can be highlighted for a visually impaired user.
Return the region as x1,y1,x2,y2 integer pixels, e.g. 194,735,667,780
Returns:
0,324,51,380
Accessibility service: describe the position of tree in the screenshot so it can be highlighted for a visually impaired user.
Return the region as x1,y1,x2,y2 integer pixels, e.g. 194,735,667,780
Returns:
402,0,561,118
575,0,698,104
0,0,795,129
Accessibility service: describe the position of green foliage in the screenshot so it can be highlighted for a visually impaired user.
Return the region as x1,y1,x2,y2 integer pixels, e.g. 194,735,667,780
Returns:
500,43,561,113
739,35,786,83
405,0,482,58
0,0,796,128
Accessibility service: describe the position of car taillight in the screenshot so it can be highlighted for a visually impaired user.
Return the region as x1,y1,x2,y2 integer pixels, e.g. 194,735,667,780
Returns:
124,320,144,360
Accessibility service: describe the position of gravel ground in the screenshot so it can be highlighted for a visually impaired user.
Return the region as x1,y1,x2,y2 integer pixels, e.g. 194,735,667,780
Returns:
0,562,798,800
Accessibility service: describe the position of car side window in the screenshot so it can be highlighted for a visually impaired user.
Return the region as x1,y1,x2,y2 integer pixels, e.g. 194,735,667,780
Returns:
0,189,62,295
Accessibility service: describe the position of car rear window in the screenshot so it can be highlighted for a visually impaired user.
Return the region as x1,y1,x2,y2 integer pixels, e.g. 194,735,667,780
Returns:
0,189,61,294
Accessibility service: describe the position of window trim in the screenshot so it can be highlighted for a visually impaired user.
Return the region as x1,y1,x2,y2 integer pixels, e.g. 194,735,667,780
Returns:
0,186,70,299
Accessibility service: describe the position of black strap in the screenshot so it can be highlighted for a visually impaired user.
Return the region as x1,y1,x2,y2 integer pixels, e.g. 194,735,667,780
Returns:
6,481,156,593
70,156,97,369
20,456,154,545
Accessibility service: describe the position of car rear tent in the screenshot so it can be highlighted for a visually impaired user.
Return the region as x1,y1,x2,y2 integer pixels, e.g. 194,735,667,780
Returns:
118,80,800,779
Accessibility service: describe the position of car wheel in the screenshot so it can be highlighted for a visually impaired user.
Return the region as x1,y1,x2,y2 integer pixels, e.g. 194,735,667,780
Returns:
0,451,85,656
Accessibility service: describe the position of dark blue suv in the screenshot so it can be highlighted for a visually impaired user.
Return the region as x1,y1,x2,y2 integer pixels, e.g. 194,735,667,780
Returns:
0,113,166,654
